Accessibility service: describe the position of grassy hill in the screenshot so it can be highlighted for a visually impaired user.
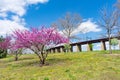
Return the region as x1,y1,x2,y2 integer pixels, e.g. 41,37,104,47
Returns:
0,51,120,80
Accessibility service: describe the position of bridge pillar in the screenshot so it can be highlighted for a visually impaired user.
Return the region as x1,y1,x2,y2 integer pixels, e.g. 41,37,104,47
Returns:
53,49,56,53
76,44,81,52
87,43,93,51
60,47,64,53
50,49,52,53
55,48,58,53
57,48,60,53
70,45,73,52
51,49,54,53
118,38,120,50
101,41,106,50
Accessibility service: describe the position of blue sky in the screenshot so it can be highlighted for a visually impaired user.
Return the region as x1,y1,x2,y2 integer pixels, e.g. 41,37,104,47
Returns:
0,0,117,40
25,0,116,27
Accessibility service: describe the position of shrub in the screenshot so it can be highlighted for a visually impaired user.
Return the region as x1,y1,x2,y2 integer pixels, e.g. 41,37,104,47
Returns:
0,49,7,58
0,36,9,58
64,43,71,52
110,38,119,50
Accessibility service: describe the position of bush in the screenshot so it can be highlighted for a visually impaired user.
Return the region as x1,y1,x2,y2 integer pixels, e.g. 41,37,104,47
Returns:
0,36,8,58
0,49,7,58
44,77,49,80
64,43,71,52
110,38,119,50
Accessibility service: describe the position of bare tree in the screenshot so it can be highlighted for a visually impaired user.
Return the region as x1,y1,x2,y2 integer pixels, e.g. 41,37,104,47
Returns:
115,0,120,9
99,7,119,54
51,12,82,42
115,0,120,37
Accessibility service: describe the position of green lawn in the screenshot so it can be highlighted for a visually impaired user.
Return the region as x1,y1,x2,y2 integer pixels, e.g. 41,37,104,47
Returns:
0,51,120,80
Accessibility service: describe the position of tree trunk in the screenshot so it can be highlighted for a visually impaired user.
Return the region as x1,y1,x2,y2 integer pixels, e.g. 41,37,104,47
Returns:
15,53,18,61
40,52,46,65
40,58,45,65
35,52,46,66
38,56,46,67
108,31,112,54
15,56,18,61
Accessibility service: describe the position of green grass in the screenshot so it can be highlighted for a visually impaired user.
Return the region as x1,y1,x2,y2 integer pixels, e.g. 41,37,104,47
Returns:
0,51,120,80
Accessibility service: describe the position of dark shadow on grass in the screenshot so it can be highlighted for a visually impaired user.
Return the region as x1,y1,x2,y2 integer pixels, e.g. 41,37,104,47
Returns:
1,57,72,68
11,57,72,67
6,60,39,68
0,56,35,64
47,57,72,66
19,57,35,61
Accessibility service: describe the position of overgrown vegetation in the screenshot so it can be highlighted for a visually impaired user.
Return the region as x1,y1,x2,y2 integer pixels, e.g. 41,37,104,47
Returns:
64,43,71,52
0,49,7,58
110,38,119,50
0,36,9,58
0,51,120,80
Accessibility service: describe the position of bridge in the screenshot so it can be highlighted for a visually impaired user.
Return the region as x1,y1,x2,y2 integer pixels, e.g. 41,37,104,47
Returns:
47,37,120,53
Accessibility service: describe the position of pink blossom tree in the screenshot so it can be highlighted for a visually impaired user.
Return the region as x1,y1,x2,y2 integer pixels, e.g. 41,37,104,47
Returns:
0,36,11,58
9,41,24,61
12,27,69,65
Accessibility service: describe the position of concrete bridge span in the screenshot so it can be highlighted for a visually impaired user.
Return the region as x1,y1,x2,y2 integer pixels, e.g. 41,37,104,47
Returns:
47,37,120,53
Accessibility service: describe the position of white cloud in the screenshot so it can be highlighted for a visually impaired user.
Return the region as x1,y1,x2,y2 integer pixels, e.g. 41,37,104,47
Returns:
0,13,7,18
0,0,48,16
26,0,48,4
0,0,26,16
0,19,28,35
0,0,48,36
72,19,101,35
11,15,25,25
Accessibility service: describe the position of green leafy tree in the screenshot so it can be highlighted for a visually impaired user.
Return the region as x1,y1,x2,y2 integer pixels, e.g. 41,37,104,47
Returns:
110,38,119,50
0,36,10,58
0,36,7,58
89,43,94,51
64,43,71,52
0,49,7,58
